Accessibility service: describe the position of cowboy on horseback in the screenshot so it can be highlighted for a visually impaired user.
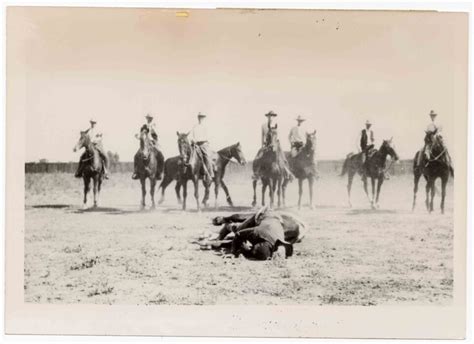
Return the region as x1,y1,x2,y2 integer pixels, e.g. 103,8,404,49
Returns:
416,110,453,172
74,118,109,179
359,119,375,174
253,111,293,180
190,112,215,182
132,114,160,180
288,115,307,157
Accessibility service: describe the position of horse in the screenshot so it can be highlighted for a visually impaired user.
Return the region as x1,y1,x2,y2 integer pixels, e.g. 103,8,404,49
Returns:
252,124,286,209
134,130,164,209
158,142,246,208
175,132,211,211
412,132,453,214
73,131,104,209
340,139,399,209
283,130,318,210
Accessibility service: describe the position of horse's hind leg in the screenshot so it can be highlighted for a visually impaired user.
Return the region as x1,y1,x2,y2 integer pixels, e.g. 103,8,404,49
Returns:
440,176,448,214
158,176,173,205
182,180,188,211
412,171,421,211
282,178,288,208
201,179,210,208
193,178,201,212
370,178,376,209
430,180,436,213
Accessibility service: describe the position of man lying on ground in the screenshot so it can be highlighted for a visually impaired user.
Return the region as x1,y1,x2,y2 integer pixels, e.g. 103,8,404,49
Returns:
194,207,306,261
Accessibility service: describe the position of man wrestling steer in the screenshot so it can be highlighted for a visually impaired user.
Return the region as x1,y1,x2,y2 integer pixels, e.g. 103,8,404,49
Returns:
195,207,306,261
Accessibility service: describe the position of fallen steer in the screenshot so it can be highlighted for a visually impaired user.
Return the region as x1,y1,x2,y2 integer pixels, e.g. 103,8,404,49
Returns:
195,207,306,260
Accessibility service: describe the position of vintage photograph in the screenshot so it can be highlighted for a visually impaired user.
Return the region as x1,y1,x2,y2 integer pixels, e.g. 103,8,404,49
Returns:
5,5,468,338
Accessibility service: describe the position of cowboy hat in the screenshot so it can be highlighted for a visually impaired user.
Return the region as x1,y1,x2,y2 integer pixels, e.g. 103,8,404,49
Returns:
89,118,97,124
296,115,306,122
365,120,372,125
265,111,277,117
429,110,437,117
197,112,206,118
145,113,153,119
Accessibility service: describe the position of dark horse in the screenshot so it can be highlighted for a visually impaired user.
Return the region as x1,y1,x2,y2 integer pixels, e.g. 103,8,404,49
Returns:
283,131,318,210
412,132,453,214
341,139,399,209
252,125,286,209
175,132,211,211
134,130,164,209
158,142,246,208
73,131,104,209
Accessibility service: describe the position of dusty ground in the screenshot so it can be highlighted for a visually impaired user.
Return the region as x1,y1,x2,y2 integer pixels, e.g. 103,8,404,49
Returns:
24,171,453,305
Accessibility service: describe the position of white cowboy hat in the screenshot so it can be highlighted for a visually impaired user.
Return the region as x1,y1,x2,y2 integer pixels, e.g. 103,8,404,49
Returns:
89,118,97,124
265,111,277,117
365,120,372,125
429,110,437,117
197,112,206,118
296,115,306,122
145,113,153,119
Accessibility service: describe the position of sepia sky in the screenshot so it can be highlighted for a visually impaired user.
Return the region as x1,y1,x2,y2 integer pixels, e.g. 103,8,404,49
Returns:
8,7,467,162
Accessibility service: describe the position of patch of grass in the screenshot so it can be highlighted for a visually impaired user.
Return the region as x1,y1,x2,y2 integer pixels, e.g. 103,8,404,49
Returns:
70,256,99,270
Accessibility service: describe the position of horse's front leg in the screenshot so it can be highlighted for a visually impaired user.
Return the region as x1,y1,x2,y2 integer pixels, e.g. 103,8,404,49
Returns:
214,177,221,208
375,177,384,208
83,177,90,209
412,171,421,211
281,178,288,208
425,180,431,212
440,176,448,214
308,176,314,210
175,181,182,205
92,177,98,208
429,180,436,213
269,178,275,209
140,178,146,209
347,172,354,208
370,177,376,209
194,178,201,212
252,179,257,207
297,178,303,210
277,178,282,208
202,179,210,208
362,176,370,203
150,178,156,209
220,179,233,207
261,180,267,207
182,179,188,211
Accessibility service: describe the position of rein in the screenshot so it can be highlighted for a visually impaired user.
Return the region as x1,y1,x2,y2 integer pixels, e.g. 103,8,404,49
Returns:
425,147,447,167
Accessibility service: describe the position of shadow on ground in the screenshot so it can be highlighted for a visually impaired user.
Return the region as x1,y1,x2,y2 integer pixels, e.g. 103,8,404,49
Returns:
347,208,397,216
29,204,71,209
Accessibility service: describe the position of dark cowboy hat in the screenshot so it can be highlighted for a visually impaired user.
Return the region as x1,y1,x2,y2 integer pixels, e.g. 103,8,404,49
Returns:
89,118,97,124
145,114,153,119
429,110,438,117
265,111,277,117
197,112,206,118
365,119,372,125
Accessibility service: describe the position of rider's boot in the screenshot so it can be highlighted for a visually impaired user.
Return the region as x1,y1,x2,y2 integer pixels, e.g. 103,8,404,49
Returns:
74,162,83,178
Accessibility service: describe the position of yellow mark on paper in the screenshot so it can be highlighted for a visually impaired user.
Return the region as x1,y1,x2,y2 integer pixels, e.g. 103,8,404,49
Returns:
176,11,189,18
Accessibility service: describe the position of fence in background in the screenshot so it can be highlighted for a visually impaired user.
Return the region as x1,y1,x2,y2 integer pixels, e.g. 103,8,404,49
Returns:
25,159,413,175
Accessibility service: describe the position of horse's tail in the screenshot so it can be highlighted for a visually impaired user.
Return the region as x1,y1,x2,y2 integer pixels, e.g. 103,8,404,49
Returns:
340,155,350,177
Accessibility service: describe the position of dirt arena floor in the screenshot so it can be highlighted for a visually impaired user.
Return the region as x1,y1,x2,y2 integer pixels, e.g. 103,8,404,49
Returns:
24,170,454,305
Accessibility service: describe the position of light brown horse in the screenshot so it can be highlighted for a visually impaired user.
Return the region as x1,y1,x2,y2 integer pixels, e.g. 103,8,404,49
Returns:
412,132,453,214
73,131,104,209
340,139,399,209
252,125,286,209
284,131,318,209
134,130,164,209
158,142,246,208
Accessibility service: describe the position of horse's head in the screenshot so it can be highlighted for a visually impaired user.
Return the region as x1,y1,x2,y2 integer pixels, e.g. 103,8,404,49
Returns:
305,130,317,152
381,138,399,161
73,131,91,152
230,142,246,165
265,124,279,152
177,131,192,163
